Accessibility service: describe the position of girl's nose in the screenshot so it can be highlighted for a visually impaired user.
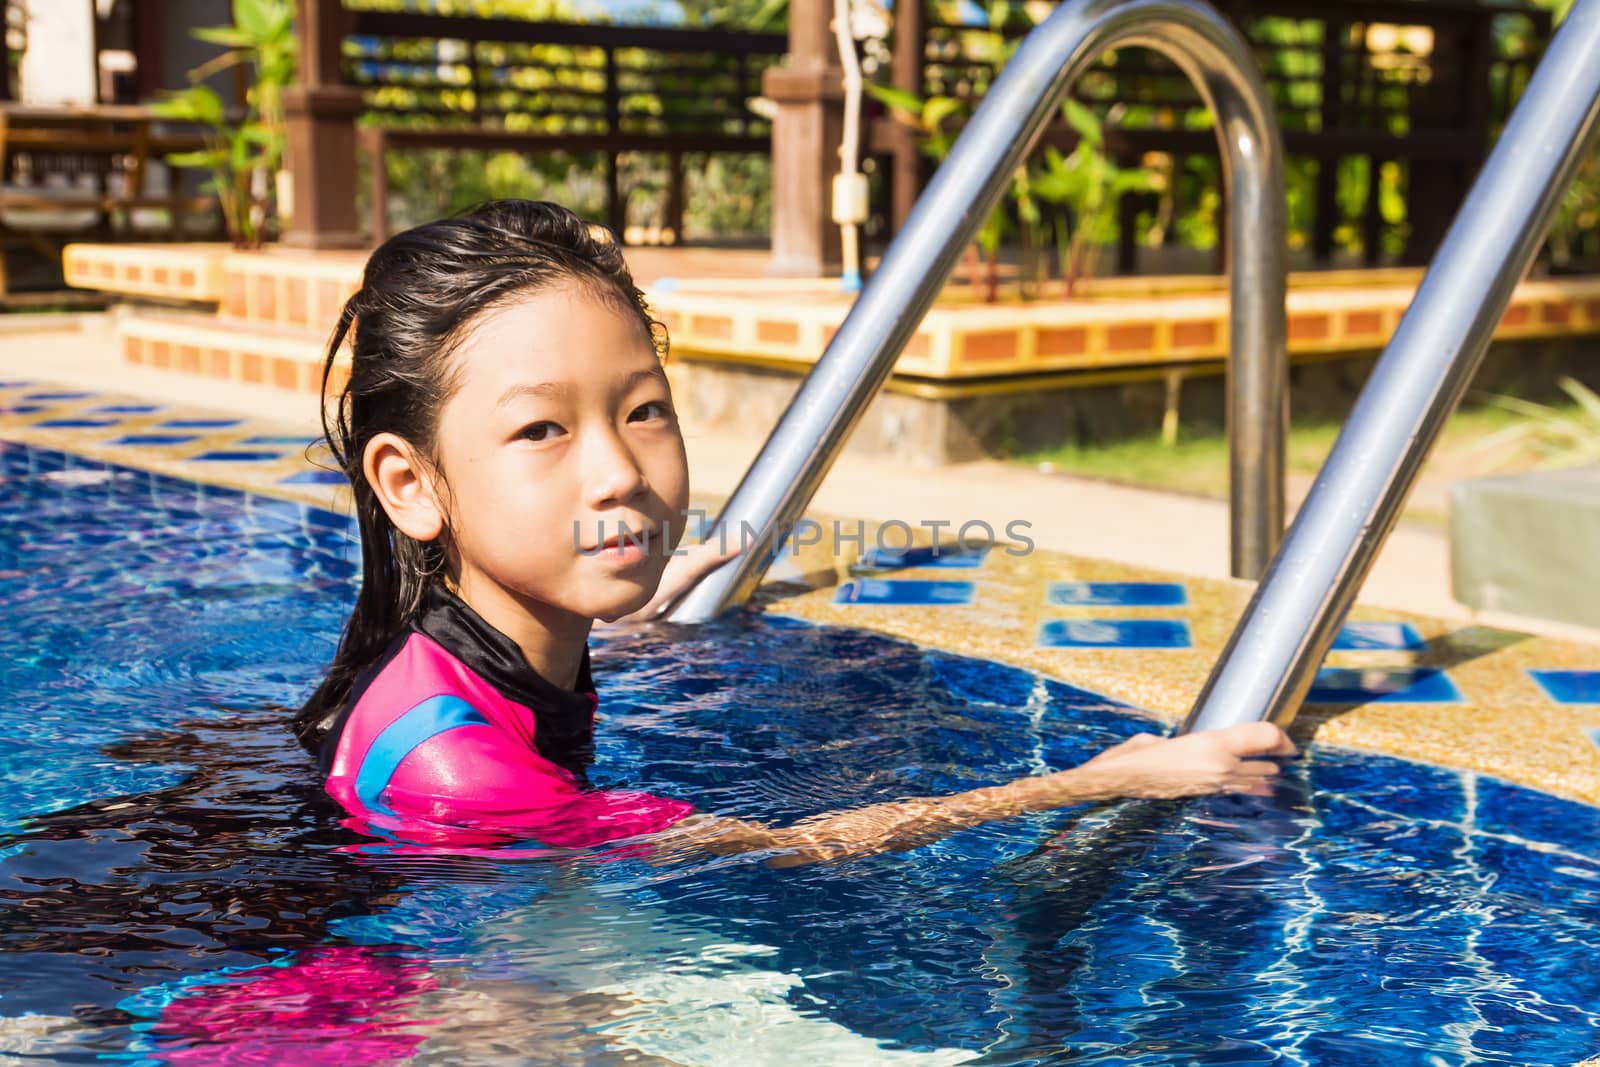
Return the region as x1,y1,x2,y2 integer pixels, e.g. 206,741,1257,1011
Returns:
586,430,650,506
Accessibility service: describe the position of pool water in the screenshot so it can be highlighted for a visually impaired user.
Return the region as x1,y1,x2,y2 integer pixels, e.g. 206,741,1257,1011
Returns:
3,439,1600,1066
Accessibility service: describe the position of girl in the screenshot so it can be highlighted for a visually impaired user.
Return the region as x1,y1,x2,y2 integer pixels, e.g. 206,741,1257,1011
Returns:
297,199,1296,864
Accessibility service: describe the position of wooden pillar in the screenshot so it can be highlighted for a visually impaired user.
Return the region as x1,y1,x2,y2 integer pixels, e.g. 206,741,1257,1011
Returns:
888,0,926,234
763,0,844,276
131,0,161,102
1403,19,1493,266
282,0,366,249
603,48,626,240
666,150,686,243
1311,19,1343,266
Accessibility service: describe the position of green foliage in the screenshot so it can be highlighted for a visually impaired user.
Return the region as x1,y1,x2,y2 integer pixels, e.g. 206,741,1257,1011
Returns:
1476,378,1600,469
151,0,295,249
869,2,1163,300
1550,149,1600,271
1030,102,1159,296
349,0,772,239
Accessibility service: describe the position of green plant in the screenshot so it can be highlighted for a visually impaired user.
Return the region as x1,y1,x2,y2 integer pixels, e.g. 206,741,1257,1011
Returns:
1473,377,1600,469
866,5,1158,302
151,0,296,249
1030,100,1160,297
1549,148,1600,271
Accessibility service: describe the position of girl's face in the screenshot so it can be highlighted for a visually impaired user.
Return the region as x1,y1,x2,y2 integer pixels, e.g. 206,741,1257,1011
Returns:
429,282,689,625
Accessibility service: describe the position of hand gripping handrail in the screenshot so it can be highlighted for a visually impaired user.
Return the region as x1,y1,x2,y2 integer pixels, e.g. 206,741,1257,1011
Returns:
668,0,1287,622
1181,0,1600,734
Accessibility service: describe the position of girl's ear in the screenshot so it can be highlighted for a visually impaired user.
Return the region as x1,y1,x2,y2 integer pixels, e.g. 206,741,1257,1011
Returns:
363,433,445,542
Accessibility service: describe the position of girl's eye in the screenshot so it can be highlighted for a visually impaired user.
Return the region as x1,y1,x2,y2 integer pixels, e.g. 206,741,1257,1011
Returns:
520,421,565,443
628,400,672,423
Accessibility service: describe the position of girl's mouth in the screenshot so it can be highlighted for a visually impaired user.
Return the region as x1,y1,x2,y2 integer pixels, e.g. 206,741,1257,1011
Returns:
586,525,660,565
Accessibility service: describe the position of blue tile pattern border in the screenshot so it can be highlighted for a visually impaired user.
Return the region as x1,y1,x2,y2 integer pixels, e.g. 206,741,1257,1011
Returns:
1331,622,1427,651
1307,667,1464,704
834,579,976,606
1528,670,1600,705
22,391,91,400
279,469,347,485
1046,581,1188,607
159,418,243,429
110,434,201,447
0,405,45,416
89,404,162,414
189,450,289,463
855,544,990,571
36,418,120,428
240,435,318,447
1039,619,1192,649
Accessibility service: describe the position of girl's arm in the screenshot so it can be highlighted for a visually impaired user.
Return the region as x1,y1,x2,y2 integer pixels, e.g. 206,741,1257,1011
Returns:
652,722,1296,867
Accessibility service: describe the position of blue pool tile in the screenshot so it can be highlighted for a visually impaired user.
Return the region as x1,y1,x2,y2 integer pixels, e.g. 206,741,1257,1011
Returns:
834,579,975,605
159,418,242,429
22,391,92,400
0,380,33,388
1331,621,1427,651
1476,776,1600,858
0,405,45,415
90,404,162,414
1307,667,1463,704
855,543,990,570
1045,581,1188,607
35,418,120,428
240,435,318,447
189,450,289,463
1310,747,1467,824
1528,669,1600,705
1038,619,1192,649
110,433,201,447
279,469,348,485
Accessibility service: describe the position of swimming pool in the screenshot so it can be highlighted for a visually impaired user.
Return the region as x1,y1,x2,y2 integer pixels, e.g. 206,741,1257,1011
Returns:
3,439,1599,1065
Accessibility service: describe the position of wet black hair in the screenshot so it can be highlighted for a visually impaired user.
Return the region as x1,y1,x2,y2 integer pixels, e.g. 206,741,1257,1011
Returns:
293,200,664,749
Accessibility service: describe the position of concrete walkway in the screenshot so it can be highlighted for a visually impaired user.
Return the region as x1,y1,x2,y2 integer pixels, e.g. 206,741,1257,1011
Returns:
5,312,1594,644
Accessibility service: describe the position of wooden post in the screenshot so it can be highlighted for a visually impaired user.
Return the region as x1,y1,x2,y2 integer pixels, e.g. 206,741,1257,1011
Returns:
666,150,686,243
604,47,626,239
1311,18,1343,266
763,0,844,276
1404,17,1493,266
888,0,926,235
282,0,366,249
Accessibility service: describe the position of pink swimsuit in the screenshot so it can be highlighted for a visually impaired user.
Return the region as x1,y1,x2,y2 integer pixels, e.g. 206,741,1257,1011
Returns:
320,588,694,849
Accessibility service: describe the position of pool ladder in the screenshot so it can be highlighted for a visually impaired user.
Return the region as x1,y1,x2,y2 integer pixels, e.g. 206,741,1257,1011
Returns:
669,0,1600,736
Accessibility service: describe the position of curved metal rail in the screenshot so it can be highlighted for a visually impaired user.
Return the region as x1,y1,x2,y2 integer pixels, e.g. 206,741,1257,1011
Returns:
1181,0,1600,733
668,0,1287,622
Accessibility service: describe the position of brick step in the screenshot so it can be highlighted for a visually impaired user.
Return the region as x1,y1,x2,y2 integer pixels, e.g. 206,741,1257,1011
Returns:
63,243,228,303
220,248,363,330
116,309,348,397
65,242,367,333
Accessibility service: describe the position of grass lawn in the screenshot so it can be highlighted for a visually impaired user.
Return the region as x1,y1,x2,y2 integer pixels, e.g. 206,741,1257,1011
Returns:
1016,395,1590,526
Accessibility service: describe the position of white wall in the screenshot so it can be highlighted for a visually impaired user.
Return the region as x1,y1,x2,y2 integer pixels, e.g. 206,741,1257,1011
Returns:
18,0,97,105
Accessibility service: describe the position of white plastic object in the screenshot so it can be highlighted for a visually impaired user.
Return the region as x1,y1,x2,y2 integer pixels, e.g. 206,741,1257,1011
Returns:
832,172,870,225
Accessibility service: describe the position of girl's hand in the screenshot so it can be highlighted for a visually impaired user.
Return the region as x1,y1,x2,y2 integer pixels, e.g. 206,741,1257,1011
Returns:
1059,721,1298,802
612,535,744,624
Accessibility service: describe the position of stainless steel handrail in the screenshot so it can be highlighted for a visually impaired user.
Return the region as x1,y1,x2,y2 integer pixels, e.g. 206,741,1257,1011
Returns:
668,0,1287,622
1181,0,1600,733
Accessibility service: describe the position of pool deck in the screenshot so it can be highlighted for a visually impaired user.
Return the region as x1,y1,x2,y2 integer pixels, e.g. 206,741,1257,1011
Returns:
4,314,1600,809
